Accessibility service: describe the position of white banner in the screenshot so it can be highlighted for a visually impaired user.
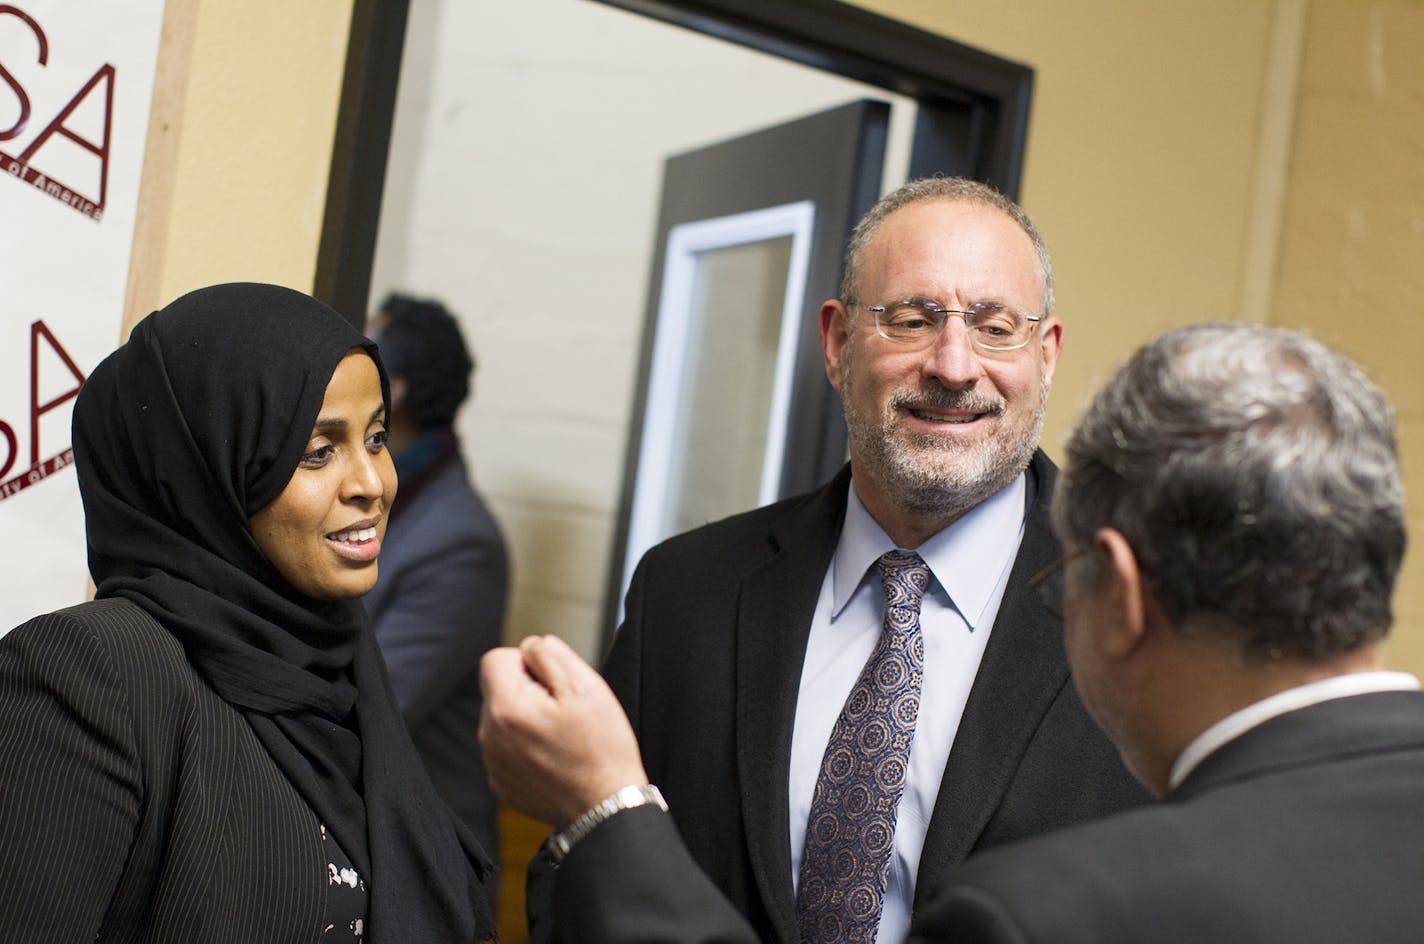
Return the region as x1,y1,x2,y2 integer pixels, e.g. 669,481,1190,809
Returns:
0,1,165,633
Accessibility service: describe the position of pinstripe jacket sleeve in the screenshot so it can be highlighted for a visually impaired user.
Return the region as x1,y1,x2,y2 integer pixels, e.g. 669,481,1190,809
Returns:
0,598,330,943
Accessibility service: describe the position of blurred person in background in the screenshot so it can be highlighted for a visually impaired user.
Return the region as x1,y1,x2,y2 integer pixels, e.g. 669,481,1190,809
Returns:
365,292,509,896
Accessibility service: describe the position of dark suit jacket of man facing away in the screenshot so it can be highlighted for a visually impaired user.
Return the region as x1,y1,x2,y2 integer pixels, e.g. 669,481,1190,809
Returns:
911,689,1424,943
539,451,1146,942
545,690,1424,944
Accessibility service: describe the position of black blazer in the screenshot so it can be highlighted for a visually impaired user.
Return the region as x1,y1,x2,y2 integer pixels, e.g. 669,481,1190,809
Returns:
576,452,1145,942
0,599,334,943
911,690,1424,943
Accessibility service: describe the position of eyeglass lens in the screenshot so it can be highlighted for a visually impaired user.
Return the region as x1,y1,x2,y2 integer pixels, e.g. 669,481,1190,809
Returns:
877,301,1033,350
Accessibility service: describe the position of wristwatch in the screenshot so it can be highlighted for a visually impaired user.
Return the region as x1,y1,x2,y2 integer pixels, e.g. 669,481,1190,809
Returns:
548,783,668,863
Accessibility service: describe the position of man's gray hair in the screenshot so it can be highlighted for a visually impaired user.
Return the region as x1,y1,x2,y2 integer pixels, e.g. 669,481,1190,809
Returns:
839,176,1054,317
1053,322,1405,661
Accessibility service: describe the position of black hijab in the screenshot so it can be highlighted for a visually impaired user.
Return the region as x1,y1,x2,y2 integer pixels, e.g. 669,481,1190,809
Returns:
72,282,494,942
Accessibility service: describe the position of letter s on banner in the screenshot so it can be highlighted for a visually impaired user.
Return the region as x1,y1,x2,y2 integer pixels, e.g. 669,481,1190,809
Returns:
0,4,50,141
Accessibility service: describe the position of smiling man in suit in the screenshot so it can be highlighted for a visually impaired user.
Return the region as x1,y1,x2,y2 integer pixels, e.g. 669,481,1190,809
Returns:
482,321,1423,944
524,177,1146,944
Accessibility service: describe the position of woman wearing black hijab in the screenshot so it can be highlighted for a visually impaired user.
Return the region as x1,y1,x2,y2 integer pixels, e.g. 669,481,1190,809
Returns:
0,283,495,942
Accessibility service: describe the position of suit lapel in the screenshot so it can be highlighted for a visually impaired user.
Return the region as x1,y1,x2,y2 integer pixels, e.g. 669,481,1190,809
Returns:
735,468,850,944
914,452,1068,901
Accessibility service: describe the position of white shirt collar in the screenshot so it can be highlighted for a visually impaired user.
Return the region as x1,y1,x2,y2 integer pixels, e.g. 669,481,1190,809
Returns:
832,472,1027,629
1168,670,1422,791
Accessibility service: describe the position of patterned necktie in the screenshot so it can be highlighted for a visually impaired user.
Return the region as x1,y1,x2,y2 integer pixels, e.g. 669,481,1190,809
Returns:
795,550,930,944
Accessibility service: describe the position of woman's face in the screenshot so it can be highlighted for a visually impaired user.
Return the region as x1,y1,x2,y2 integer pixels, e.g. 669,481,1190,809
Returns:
249,351,398,600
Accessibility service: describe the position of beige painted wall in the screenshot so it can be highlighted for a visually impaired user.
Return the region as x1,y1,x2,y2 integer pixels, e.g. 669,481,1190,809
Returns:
853,0,1422,675
848,0,1283,450
1267,0,1424,671
123,0,354,336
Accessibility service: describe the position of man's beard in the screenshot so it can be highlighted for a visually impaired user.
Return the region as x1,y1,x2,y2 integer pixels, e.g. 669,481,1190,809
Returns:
841,355,1047,520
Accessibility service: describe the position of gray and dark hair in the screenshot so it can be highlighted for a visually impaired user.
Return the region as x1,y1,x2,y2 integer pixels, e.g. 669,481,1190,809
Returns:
839,176,1055,317
1053,322,1405,661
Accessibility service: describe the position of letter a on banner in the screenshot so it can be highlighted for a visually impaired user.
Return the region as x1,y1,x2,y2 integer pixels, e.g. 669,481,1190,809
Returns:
31,319,86,468
0,1,166,635
19,63,115,212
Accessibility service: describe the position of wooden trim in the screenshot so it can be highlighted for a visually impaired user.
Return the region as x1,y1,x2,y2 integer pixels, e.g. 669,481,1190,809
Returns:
121,0,198,342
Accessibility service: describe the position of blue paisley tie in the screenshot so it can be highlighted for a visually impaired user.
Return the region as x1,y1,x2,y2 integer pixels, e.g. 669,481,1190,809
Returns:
795,550,930,944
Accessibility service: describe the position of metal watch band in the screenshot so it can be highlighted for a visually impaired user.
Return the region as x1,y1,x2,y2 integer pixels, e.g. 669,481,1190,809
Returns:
549,783,668,863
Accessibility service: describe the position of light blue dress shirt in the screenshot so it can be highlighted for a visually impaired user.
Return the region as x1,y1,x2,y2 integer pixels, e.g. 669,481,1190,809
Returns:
788,471,1028,944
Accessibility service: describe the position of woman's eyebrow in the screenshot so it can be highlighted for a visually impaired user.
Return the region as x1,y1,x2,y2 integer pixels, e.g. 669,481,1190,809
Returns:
312,405,385,432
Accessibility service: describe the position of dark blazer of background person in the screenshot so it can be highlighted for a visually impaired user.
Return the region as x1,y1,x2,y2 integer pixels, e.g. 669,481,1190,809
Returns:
584,452,1144,942
909,690,1424,944
365,448,508,861
0,284,493,943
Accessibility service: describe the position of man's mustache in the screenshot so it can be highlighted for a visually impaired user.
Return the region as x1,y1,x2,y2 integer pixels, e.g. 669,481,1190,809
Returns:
889,388,1006,417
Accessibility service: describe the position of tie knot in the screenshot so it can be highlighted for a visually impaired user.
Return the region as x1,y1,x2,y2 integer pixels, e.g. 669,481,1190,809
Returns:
878,550,930,612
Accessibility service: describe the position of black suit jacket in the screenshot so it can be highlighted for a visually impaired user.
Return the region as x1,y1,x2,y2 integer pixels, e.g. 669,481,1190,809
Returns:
0,599,333,943
548,690,1424,944
911,689,1424,943
570,452,1144,942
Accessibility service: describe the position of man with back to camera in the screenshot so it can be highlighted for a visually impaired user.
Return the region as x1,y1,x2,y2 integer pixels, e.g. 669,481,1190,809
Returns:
363,293,509,898
481,321,1424,943
526,177,1148,943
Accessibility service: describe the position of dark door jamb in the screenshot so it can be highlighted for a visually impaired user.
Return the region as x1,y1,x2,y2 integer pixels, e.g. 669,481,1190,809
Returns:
593,0,1033,195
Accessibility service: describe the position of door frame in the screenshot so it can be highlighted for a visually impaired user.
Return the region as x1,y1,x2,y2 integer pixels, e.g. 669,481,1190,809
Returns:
313,0,1034,324
606,100,890,637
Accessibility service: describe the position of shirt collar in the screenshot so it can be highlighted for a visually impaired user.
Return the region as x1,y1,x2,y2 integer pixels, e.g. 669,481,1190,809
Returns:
1168,670,1423,791
832,472,1027,629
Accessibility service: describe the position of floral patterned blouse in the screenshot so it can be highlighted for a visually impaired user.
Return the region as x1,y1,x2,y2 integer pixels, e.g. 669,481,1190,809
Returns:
321,824,368,940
